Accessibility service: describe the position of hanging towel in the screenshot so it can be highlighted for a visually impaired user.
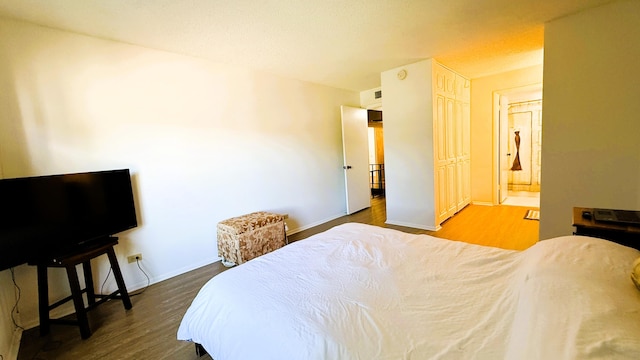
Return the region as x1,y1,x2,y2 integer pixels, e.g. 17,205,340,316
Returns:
511,131,522,171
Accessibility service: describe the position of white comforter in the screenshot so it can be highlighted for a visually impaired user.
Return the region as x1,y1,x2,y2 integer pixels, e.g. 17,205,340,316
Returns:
177,223,640,359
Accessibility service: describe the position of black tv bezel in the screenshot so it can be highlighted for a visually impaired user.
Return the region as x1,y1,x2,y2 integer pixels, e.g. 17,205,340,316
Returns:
0,169,138,270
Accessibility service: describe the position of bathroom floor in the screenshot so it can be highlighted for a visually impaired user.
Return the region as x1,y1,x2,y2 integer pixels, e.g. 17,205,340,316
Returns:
502,191,540,208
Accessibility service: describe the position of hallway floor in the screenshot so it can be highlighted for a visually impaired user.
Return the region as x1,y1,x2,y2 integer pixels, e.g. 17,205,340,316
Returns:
289,196,539,250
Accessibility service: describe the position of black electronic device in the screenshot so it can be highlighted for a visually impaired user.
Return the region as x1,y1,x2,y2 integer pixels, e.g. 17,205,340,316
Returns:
593,209,640,225
0,169,137,271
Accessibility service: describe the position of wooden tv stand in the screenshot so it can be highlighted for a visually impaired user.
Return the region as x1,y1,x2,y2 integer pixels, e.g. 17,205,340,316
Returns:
31,236,132,339
572,207,640,250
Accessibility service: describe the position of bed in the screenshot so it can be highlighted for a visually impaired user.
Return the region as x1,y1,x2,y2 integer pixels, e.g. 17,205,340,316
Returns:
177,223,640,359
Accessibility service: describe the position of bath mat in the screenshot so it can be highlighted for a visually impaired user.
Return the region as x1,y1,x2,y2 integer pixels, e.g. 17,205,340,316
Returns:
524,209,540,221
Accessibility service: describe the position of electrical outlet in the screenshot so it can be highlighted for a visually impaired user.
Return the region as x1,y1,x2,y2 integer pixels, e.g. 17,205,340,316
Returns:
127,253,142,263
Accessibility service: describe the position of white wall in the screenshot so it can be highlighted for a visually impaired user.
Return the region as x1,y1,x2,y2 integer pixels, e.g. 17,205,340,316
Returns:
0,270,20,360
540,0,640,239
381,60,436,230
470,65,543,204
360,87,382,110
0,17,359,342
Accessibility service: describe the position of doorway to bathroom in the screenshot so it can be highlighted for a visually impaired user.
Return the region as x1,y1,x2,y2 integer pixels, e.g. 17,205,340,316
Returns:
497,84,542,208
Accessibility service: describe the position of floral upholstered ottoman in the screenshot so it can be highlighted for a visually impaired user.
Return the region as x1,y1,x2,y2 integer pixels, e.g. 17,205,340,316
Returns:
216,211,286,267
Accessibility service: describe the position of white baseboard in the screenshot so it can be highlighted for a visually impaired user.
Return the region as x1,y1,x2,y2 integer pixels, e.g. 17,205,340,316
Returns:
471,201,494,206
8,327,22,360
20,303,76,331
119,256,221,294
286,213,346,235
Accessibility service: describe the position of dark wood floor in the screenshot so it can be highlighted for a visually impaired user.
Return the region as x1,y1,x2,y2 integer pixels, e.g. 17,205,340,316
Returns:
18,197,538,359
18,262,223,360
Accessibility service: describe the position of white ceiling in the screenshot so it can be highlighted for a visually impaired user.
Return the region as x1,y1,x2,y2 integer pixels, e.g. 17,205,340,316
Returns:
0,0,619,91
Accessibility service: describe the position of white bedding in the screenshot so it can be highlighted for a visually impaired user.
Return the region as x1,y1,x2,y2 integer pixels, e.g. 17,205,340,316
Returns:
177,223,640,359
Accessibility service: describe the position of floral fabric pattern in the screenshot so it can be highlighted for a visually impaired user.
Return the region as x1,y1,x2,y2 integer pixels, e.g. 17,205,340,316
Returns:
217,211,286,266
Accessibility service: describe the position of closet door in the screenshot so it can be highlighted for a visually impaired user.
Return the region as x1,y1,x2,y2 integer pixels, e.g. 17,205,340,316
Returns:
462,101,471,206
434,65,471,227
434,92,449,224
454,73,471,210
434,64,457,225
445,96,457,217
455,99,465,210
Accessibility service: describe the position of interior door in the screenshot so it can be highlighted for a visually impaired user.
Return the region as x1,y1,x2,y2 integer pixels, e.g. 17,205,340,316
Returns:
498,94,509,203
341,105,371,214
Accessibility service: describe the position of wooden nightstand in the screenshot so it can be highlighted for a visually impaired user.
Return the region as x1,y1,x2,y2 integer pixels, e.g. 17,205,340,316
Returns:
573,207,640,250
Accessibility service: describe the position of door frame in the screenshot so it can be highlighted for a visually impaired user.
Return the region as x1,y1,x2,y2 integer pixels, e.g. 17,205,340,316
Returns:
493,84,543,205
496,94,509,204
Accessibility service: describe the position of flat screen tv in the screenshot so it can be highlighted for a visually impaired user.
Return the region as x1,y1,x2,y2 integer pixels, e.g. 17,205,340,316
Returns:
0,169,137,271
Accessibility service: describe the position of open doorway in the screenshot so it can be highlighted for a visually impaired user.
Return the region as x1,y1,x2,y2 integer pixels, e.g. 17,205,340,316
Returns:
367,109,385,198
496,84,542,208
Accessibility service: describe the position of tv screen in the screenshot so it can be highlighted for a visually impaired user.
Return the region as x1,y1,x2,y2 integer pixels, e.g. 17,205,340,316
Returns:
0,169,137,270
